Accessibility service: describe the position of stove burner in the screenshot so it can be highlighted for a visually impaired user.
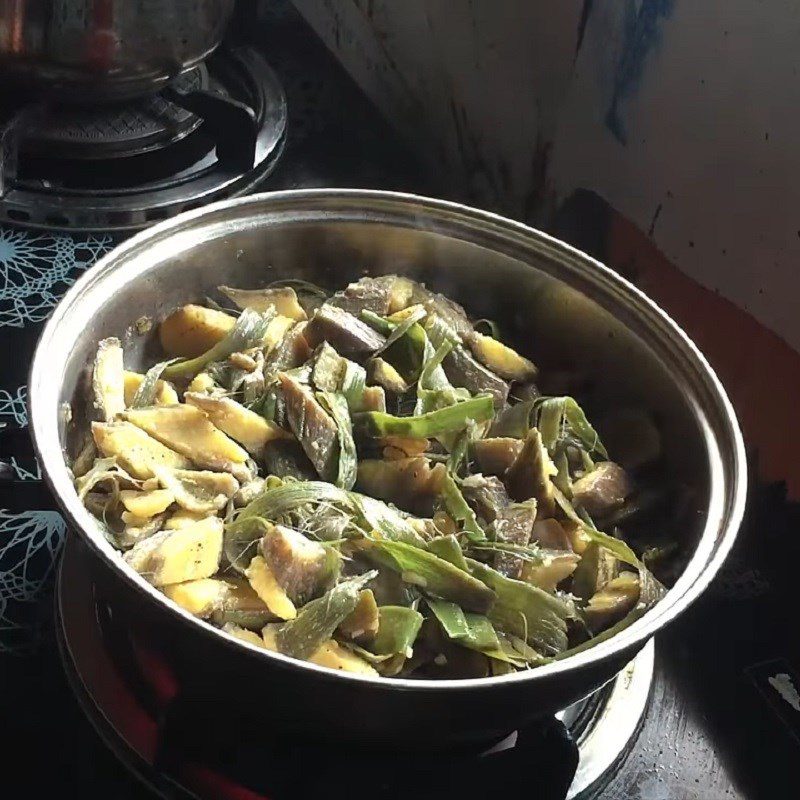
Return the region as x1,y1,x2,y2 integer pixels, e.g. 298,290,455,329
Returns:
55,534,654,800
21,67,209,160
0,47,286,231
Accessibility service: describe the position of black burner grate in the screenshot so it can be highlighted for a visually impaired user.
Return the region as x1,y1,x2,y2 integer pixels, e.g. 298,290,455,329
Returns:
21,67,208,159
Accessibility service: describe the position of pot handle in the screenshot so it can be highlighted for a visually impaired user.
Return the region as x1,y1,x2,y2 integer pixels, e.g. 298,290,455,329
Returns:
163,86,258,171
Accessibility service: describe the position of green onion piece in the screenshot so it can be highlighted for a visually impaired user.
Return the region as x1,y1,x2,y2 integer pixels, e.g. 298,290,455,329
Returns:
375,306,427,356
233,479,354,525
466,558,569,654
130,359,178,408
551,484,641,568
363,539,496,614
317,391,357,491
427,534,468,571
162,308,276,380
427,598,470,638
351,494,428,548
370,606,424,656
354,394,493,439
441,474,486,542
447,420,477,475
488,399,537,438
223,514,272,572
427,599,499,650
277,571,377,660
74,456,139,500
535,396,608,458
362,310,429,383
360,310,393,334
341,359,367,411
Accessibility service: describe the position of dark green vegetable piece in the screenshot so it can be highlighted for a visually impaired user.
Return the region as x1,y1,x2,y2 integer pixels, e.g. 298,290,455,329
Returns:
571,542,619,602
583,572,640,632
444,345,510,409
374,305,427,357
162,308,275,379
277,571,377,660
489,500,537,579
354,394,493,439
363,539,496,614
489,400,537,439
459,473,510,524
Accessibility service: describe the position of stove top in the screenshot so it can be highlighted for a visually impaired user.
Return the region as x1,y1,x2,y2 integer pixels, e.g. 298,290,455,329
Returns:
20,67,209,160
55,534,654,800
0,47,286,232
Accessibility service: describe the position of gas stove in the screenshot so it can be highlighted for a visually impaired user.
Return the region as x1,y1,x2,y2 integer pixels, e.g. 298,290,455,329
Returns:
0,46,286,232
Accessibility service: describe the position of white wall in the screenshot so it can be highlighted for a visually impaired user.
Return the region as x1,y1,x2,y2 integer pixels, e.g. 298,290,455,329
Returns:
293,0,800,351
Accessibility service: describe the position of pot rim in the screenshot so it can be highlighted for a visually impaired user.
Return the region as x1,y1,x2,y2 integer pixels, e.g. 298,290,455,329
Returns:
29,188,747,692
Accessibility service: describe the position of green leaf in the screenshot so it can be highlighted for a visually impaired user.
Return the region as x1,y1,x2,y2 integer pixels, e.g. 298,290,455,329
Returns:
360,310,393,334
465,558,570,654
130,359,178,408
447,420,478,475
277,571,377,660
370,605,424,656
233,479,353,525
341,359,367,411
162,308,276,380
427,599,499,651
354,394,493,439
551,484,641,568
350,494,429,548
427,534,468,571
535,396,608,458
488,400,537,438
375,306,427,356
441,474,486,542
223,514,272,572
363,539,496,614
317,391,357,491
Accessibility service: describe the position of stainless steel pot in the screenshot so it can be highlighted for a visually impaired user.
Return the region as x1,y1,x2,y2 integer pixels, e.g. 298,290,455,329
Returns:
29,190,746,747
0,0,235,101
